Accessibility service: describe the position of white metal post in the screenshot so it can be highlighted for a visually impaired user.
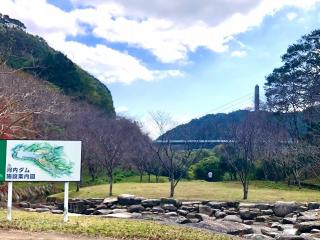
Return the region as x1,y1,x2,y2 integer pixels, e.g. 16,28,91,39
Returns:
7,181,13,221
64,182,69,222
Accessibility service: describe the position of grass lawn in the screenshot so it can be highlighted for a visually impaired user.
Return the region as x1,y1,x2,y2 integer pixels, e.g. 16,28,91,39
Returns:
0,210,230,240
51,180,320,202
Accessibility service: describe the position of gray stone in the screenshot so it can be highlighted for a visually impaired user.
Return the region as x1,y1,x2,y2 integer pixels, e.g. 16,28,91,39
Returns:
95,204,109,210
84,208,95,215
275,235,307,240
227,201,240,208
118,194,143,205
283,217,296,224
223,215,242,223
177,209,188,216
244,234,273,240
199,205,214,216
162,204,177,212
207,201,228,209
261,228,280,238
94,209,113,215
261,209,274,215
244,220,254,225
256,203,273,210
195,219,253,235
215,211,227,218
297,221,320,233
141,199,160,207
308,202,320,210
240,209,258,220
160,198,181,207
273,202,298,217
128,205,145,213
104,212,133,219
19,202,30,208
165,212,178,217
103,198,118,205
195,213,212,221
176,216,191,224
180,205,197,212
240,203,257,209
256,215,270,222
35,208,50,213
298,210,320,222
112,209,127,214
51,209,63,214
152,206,165,213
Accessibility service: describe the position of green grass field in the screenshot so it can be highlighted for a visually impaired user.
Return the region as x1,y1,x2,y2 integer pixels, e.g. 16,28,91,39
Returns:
0,210,230,240
51,180,320,202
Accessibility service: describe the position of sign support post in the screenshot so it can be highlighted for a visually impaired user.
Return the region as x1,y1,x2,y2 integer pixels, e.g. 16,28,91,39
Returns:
7,181,12,221
64,181,69,223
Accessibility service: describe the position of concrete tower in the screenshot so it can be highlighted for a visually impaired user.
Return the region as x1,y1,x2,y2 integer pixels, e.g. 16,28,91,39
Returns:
254,84,260,112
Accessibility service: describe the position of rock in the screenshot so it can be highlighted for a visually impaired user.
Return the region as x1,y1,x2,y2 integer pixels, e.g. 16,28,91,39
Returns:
223,215,242,223
112,209,127,214
104,212,133,219
176,216,191,224
298,210,320,222
141,199,160,207
207,202,228,209
300,233,320,240
195,213,212,221
244,220,254,225
261,228,279,238
297,221,320,233
273,202,298,217
227,201,240,208
261,209,274,215
256,215,270,222
128,205,145,213
215,211,227,218
240,209,258,220
244,234,273,240
95,204,109,210
283,217,296,224
240,203,257,209
152,206,165,213
195,219,253,235
275,235,306,240
118,194,144,205
19,202,30,208
256,203,273,210
199,205,214,216
308,202,320,210
35,208,50,213
165,212,178,217
103,198,118,205
181,205,197,212
160,198,181,207
177,210,188,216
51,209,63,214
162,204,177,212
84,208,95,215
94,209,113,215
311,229,320,233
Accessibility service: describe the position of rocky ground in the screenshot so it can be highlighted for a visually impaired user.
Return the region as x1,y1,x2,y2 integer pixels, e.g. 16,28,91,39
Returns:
17,194,320,240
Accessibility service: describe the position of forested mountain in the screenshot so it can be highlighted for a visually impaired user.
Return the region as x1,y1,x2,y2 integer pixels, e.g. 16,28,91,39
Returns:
0,14,114,114
160,110,309,140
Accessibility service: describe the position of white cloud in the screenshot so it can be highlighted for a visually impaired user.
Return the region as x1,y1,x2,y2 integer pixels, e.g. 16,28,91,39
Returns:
1,0,319,83
287,12,298,21
231,50,248,57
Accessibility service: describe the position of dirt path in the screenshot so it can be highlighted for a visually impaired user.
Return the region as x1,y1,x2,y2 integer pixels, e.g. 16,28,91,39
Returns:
0,230,117,240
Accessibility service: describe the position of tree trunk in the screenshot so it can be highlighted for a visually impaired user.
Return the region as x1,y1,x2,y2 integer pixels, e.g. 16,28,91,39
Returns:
140,172,143,183
169,176,175,197
76,182,80,192
242,182,248,200
148,173,151,183
156,174,160,183
108,175,113,196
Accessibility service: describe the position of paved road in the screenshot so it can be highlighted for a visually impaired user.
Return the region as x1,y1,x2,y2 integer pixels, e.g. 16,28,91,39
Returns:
0,230,116,240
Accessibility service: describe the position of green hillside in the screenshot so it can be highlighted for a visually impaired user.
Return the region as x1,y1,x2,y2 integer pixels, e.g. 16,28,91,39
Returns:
0,14,114,114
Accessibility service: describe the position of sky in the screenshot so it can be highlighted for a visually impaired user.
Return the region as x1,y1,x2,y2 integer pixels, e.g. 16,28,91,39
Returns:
2,0,320,137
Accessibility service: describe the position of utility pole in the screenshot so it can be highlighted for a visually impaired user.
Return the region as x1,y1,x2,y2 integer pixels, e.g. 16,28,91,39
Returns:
254,84,260,112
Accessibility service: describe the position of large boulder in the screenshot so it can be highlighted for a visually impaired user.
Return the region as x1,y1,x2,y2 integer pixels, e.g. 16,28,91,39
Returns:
273,202,298,217
240,209,258,220
162,204,177,212
223,215,242,223
207,202,228,209
160,198,181,207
